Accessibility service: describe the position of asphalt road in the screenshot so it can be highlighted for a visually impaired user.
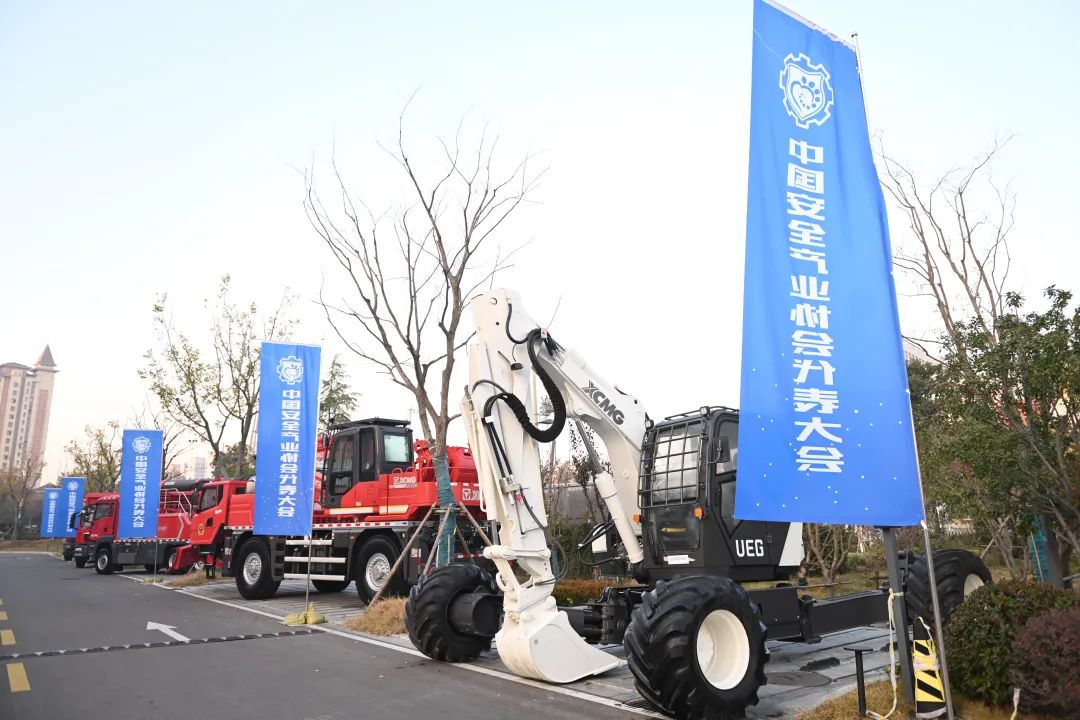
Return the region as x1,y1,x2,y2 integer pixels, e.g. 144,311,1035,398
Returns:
0,553,633,720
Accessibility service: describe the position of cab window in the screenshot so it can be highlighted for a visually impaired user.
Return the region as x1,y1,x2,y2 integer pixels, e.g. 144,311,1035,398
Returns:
650,421,702,503
383,433,410,464
93,503,112,521
198,487,220,512
331,435,356,474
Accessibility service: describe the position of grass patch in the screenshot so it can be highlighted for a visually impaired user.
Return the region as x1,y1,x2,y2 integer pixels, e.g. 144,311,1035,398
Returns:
797,680,1051,720
142,576,164,584
166,571,213,588
345,597,408,636
0,539,59,552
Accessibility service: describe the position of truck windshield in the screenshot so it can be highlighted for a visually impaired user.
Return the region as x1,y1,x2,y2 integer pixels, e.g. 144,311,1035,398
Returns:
93,503,112,522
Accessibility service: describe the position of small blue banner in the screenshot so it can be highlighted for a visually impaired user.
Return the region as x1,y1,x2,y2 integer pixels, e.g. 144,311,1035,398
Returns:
39,488,63,538
59,477,86,538
118,429,164,538
254,342,321,536
736,0,924,525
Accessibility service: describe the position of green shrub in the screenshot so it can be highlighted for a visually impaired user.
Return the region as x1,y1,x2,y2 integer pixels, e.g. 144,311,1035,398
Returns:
1010,605,1080,716
945,579,1077,705
552,578,611,606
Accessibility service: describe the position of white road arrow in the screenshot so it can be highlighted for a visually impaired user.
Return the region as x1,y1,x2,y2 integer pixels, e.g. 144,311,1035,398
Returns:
146,621,190,642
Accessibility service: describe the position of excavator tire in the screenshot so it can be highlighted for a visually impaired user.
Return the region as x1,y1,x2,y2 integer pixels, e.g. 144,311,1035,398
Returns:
905,548,991,626
624,575,768,719
405,563,499,662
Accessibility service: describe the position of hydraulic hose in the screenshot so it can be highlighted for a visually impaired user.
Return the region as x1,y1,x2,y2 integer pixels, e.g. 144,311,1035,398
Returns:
483,328,566,444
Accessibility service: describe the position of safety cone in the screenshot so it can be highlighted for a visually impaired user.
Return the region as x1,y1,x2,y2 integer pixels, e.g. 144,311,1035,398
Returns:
912,617,946,718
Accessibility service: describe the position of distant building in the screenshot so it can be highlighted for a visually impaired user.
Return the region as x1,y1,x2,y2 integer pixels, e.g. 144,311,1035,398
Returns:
184,456,208,480
0,346,58,470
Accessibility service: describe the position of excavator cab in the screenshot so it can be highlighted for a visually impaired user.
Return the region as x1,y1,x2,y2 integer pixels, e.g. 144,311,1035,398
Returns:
638,406,802,583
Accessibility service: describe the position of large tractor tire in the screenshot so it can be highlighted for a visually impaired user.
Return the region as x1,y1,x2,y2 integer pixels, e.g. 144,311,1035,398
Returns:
94,547,116,575
74,558,88,569
406,564,500,662
354,535,407,603
905,548,991,626
312,579,350,593
234,538,281,600
624,575,768,719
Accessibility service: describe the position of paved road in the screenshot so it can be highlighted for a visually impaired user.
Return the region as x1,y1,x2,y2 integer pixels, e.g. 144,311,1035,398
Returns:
0,553,633,720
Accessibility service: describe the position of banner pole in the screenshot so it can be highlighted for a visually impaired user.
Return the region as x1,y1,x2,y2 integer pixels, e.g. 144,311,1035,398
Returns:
881,527,916,709
921,520,956,720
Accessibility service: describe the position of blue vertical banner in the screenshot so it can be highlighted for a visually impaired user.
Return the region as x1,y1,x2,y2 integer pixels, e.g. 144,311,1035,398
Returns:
39,488,62,537
118,429,164,538
60,477,86,537
254,342,321,536
737,0,924,526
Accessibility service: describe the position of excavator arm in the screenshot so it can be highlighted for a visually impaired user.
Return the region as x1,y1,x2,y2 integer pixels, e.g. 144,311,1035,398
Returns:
461,288,647,682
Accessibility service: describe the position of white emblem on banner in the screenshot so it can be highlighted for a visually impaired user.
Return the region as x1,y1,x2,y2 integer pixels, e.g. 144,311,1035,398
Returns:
277,356,304,385
67,480,79,491
779,53,834,129
132,436,152,454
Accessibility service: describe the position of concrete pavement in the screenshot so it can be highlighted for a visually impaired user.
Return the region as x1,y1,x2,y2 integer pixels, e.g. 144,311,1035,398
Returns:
0,553,635,720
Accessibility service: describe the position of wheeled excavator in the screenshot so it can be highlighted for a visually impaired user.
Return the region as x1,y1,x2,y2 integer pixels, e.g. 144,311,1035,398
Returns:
404,289,990,719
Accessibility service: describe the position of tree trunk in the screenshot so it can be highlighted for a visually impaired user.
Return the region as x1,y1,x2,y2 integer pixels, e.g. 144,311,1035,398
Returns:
433,451,457,567
13,502,22,541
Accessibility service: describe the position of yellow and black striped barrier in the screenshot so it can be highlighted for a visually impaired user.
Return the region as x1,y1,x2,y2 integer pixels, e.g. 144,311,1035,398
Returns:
912,617,945,718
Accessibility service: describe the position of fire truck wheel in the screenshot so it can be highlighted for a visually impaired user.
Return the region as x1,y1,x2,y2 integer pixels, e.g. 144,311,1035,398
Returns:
905,548,991,627
74,558,87,569
405,563,499,662
624,575,768,719
355,536,407,603
312,579,350,593
234,539,281,600
167,550,179,572
94,547,115,575
144,565,157,574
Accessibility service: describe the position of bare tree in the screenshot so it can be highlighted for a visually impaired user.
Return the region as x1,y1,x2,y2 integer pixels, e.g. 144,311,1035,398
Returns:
132,398,188,477
306,107,542,564
880,137,1016,361
64,422,122,493
804,523,856,598
0,454,45,540
141,275,295,478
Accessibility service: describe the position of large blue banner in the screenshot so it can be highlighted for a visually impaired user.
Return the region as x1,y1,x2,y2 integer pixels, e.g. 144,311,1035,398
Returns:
254,342,321,536
39,488,62,538
737,0,924,526
118,429,164,538
60,477,86,538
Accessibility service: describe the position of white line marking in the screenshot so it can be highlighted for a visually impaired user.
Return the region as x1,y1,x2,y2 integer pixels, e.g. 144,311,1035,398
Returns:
146,621,190,642
169,587,663,718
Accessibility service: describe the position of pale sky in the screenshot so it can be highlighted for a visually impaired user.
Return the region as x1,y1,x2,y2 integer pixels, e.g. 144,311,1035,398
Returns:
2,1,1077,478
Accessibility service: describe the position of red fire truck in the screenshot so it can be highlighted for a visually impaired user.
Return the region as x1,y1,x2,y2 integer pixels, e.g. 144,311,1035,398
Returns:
68,492,112,567
183,417,487,602
72,480,209,574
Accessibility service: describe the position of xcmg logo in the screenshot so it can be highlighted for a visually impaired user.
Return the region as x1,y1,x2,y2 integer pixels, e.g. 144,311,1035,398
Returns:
582,382,625,425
